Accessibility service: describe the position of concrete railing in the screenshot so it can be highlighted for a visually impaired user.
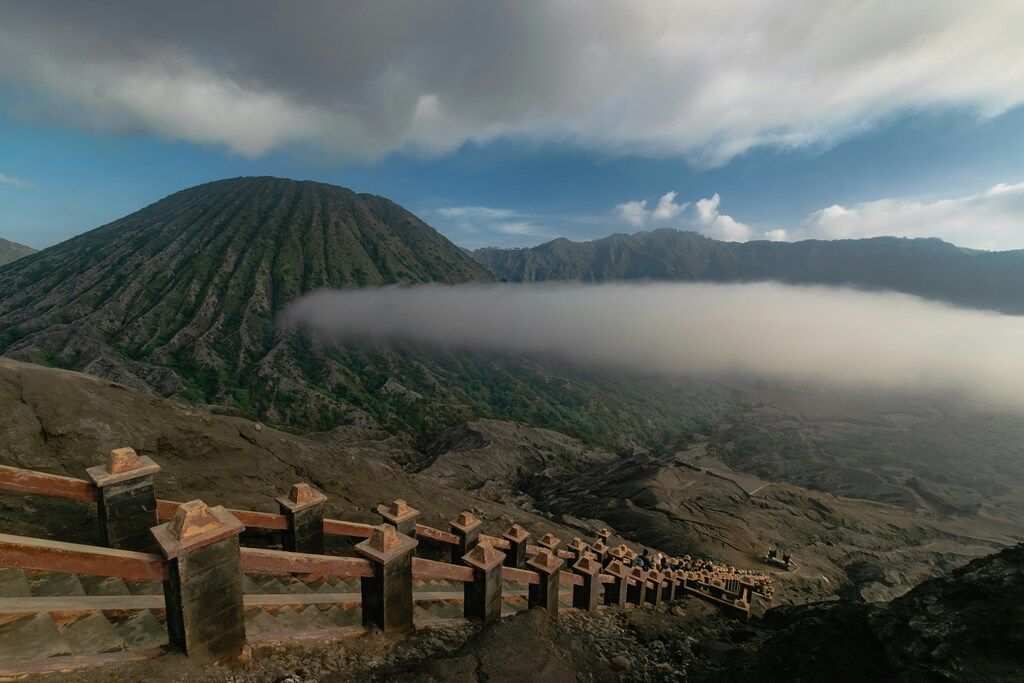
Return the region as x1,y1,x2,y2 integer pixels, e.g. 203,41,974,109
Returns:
0,451,767,662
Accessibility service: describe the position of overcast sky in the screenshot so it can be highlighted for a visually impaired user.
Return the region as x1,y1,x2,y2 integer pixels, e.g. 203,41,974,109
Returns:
1,1,1023,250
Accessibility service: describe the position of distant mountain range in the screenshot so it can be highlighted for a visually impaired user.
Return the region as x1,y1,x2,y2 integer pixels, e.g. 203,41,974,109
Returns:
0,237,34,266
0,177,721,443
473,229,1024,313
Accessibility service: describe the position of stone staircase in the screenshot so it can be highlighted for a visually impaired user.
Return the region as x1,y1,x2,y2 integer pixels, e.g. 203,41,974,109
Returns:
0,568,574,665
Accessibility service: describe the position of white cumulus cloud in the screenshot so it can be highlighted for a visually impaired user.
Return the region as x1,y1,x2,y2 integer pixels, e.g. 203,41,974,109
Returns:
614,191,752,241
787,181,1024,250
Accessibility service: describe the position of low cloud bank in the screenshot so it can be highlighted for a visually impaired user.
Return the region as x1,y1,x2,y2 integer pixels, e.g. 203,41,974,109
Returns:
284,282,1024,410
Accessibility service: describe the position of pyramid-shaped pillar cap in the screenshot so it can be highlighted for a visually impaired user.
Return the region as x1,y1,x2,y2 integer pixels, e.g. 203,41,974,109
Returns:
356,523,417,563
605,560,629,579
86,447,160,487
502,523,530,543
450,511,482,533
377,498,419,524
572,556,602,576
152,500,244,558
537,533,561,550
567,537,588,552
463,541,506,572
591,540,608,554
526,547,564,574
277,482,327,512
597,528,611,538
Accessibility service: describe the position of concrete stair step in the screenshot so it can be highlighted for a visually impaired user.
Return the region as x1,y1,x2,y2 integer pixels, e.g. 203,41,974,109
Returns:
253,576,287,595
124,580,162,596
59,612,128,655
241,574,262,594
0,569,31,598
79,576,131,596
321,605,361,628
114,611,167,650
243,608,280,636
293,605,333,630
0,614,73,662
279,577,312,594
28,572,85,597
306,580,338,594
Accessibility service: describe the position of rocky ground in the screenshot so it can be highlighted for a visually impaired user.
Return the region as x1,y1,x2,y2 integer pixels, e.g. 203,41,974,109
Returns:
39,544,1024,682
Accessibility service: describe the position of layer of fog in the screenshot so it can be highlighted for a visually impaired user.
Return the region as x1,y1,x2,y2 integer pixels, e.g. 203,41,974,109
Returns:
283,282,1024,411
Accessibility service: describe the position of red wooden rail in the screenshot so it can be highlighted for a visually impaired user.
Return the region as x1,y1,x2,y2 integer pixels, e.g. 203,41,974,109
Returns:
240,547,372,578
412,557,475,582
478,533,512,550
157,499,288,531
501,566,540,584
323,518,375,538
0,465,96,502
0,533,166,582
416,524,458,545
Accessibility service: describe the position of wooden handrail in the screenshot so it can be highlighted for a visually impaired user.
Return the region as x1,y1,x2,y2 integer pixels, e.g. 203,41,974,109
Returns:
500,566,540,585
323,518,375,538
478,533,511,550
0,533,166,581
412,557,474,582
157,499,288,530
560,571,583,586
415,524,458,545
240,547,372,578
0,465,96,502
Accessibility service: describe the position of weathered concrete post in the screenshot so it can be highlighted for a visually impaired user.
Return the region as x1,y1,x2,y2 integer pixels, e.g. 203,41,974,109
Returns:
663,570,678,602
502,524,530,568
86,448,161,552
449,512,481,565
566,537,589,564
571,556,602,613
526,547,564,615
152,500,246,660
626,566,647,606
646,570,663,607
603,560,629,608
463,541,506,624
591,540,608,566
607,545,626,567
355,524,417,635
594,528,612,546
377,499,419,538
277,483,327,554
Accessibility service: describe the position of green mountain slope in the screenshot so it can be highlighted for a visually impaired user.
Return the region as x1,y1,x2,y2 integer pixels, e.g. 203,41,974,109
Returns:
0,237,35,266
473,229,1024,313
0,177,723,443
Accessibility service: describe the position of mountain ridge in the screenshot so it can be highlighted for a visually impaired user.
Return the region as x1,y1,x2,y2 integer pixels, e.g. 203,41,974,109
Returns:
473,228,1024,313
0,236,35,266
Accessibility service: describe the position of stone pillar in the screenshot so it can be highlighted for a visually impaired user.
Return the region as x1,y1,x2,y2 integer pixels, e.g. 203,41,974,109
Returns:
152,500,246,660
591,540,608,567
463,542,506,624
603,560,629,608
537,533,561,556
86,448,161,552
646,571,663,607
566,537,589,564
276,483,327,555
502,524,530,568
355,524,418,636
594,528,612,546
449,512,481,565
663,570,678,602
526,548,564,615
626,567,647,606
377,499,419,538
571,556,602,613
607,545,626,568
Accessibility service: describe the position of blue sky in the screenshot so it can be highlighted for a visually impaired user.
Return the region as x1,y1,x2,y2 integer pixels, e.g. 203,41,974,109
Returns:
2,2,1024,251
